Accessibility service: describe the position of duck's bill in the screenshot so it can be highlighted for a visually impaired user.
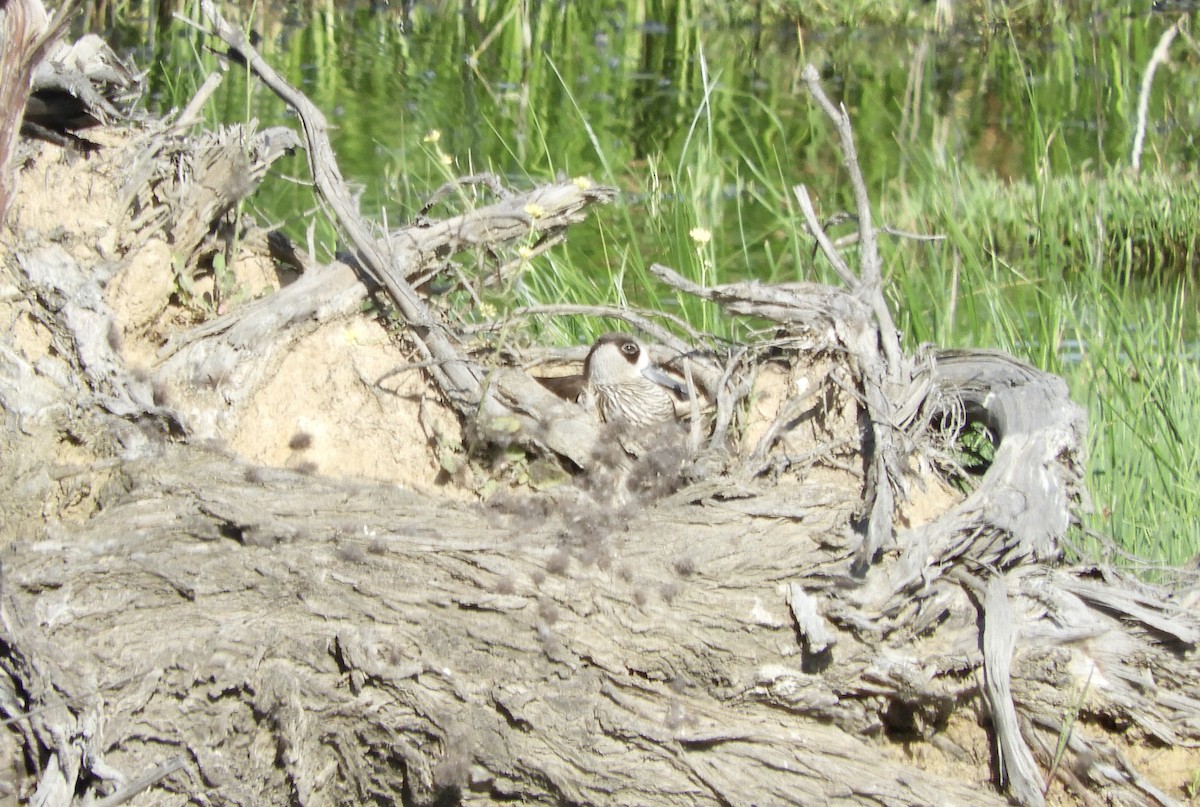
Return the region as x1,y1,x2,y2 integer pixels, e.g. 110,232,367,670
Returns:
641,365,687,396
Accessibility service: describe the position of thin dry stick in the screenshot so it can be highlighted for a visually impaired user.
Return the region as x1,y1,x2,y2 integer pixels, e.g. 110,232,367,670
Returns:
499,303,711,352
92,757,186,807
1131,18,1182,172
793,190,899,569
684,362,703,453
169,70,223,132
878,225,946,242
708,345,750,449
487,232,565,283
830,225,946,252
198,1,480,408
797,66,883,287
793,185,858,287
799,63,903,378
417,173,511,219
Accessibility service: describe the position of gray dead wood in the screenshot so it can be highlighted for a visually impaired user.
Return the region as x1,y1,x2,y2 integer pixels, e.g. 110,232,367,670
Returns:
0,445,1029,806
0,438,1195,805
638,81,1138,803
980,573,1046,807
0,0,77,220
16,244,171,426
869,349,1087,611
645,263,1094,807
123,122,300,272
188,0,629,471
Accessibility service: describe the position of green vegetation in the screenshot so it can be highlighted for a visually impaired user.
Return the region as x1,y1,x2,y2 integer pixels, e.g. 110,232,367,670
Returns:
107,1,1199,566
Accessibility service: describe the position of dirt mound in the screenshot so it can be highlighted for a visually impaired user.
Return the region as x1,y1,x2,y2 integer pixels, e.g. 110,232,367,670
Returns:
2,129,465,517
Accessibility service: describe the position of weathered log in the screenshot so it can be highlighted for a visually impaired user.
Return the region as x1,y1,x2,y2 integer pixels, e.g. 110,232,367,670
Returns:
0,439,1194,805
124,123,301,272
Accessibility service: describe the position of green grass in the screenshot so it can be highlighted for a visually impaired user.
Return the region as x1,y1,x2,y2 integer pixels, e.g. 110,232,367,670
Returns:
702,0,1115,28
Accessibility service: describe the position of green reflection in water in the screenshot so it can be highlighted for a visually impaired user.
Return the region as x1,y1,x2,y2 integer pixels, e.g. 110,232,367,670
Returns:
133,4,1199,268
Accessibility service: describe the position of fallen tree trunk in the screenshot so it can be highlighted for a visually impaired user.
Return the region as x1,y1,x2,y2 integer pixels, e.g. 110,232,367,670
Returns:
2,440,1195,805
0,448,1007,806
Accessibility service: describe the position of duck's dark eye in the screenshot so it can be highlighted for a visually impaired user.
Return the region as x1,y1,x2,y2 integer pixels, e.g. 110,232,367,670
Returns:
621,342,639,356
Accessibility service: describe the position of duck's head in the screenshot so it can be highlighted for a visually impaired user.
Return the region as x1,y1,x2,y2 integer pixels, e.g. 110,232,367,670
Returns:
583,333,682,426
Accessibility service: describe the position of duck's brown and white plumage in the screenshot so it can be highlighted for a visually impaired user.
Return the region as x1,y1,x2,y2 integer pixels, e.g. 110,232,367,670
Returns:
533,333,684,426
533,333,689,502
582,333,681,427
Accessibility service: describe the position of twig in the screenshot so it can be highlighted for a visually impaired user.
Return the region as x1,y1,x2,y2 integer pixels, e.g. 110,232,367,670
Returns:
793,185,857,286
417,173,511,219
92,756,186,807
832,226,948,254
749,437,859,480
879,225,946,243
170,72,223,132
196,2,627,471
748,374,825,468
684,362,703,453
799,63,903,377
375,357,465,387
708,345,750,449
794,65,920,568
488,232,565,284
1131,19,1182,172
797,66,882,287
478,303,712,356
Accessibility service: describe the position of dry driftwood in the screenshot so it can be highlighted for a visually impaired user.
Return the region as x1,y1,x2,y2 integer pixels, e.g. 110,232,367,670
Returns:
1,435,1195,806
0,7,1197,807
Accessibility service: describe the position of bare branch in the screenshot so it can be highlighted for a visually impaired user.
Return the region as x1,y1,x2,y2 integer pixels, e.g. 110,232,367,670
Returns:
793,184,858,286
800,63,904,377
